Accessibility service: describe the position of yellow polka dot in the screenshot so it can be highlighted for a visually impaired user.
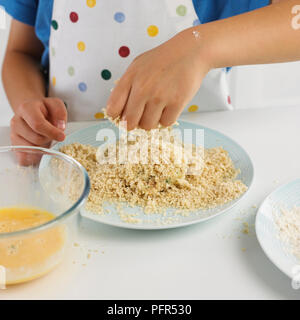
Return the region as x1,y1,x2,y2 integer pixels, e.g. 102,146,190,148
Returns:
94,112,104,119
147,25,159,37
77,41,86,52
188,105,199,112
86,0,96,8
52,77,56,86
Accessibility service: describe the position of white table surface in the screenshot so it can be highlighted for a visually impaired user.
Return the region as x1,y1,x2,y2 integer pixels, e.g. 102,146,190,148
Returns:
1,106,300,300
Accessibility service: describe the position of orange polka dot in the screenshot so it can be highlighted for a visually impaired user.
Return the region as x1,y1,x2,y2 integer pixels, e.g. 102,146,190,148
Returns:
188,105,199,112
52,77,56,86
86,0,96,8
94,112,104,119
77,41,86,52
147,25,159,37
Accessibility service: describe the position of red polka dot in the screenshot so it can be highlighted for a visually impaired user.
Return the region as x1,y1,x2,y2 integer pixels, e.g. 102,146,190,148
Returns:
227,96,231,105
119,46,130,58
70,12,79,23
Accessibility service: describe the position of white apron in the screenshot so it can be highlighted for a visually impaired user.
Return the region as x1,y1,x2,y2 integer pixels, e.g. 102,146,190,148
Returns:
49,0,231,121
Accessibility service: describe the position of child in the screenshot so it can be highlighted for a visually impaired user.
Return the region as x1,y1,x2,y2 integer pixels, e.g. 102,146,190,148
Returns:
1,0,300,154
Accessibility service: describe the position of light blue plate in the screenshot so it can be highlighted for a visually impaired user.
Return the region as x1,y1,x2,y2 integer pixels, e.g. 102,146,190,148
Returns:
52,120,254,230
256,179,300,279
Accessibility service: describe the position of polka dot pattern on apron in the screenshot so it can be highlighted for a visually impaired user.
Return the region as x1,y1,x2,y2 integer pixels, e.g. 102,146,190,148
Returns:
86,0,96,8
119,46,130,58
49,0,231,121
94,112,105,119
147,25,159,37
51,20,58,30
188,105,199,112
70,12,79,23
101,69,112,81
176,5,187,16
77,41,86,52
114,12,125,23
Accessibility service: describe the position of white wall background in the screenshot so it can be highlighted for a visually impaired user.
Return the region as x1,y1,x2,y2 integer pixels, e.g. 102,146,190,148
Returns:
0,11,300,127
230,62,300,110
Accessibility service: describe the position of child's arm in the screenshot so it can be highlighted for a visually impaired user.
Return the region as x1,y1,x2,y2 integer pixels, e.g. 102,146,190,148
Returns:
107,0,300,130
2,19,66,150
200,0,300,68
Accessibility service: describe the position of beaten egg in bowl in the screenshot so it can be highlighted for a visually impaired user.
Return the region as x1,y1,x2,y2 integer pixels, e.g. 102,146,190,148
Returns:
0,207,66,285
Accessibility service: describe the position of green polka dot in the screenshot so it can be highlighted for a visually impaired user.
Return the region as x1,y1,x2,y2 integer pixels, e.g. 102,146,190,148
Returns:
176,5,187,16
68,66,75,76
51,20,58,30
101,69,112,80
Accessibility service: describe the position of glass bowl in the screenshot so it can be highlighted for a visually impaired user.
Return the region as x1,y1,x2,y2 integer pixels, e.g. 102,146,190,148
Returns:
0,146,90,286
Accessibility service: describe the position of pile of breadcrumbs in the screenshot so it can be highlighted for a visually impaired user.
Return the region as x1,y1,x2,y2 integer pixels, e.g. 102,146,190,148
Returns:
60,120,247,214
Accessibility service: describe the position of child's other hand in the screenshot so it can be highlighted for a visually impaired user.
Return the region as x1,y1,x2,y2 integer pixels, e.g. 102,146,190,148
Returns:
106,28,210,130
10,97,67,151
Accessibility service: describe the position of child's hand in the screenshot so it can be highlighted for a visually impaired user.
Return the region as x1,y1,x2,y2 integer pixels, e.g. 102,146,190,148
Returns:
10,97,67,149
106,29,210,130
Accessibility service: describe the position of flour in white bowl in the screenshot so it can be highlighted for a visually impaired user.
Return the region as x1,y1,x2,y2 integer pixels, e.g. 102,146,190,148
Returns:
274,206,300,260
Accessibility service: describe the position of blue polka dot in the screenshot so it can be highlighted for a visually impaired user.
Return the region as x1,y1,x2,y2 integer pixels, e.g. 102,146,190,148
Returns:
223,67,232,73
78,82,87,92
193,19,201,26
114,12,125,23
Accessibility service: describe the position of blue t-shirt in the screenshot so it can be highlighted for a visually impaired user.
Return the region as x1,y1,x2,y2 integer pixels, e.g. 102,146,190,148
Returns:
0,0,269,69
